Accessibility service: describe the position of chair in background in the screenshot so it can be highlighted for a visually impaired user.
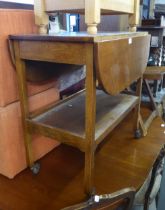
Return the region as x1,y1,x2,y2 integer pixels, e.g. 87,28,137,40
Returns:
143,66,165,121
132,145,165,210
61,188,135,210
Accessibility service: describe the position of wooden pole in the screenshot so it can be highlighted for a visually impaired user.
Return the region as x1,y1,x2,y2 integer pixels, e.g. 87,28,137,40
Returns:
85,0,100,34
129,0,140,32
34,0,49,34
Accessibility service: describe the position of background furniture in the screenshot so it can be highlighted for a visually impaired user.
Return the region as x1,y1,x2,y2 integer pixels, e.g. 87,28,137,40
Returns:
138,26,164,66
155,2,165,17
137,14,165,127
144,146,165,210
34,0,140,34
132,146,165,210
141,0,155,19
0,8,59,178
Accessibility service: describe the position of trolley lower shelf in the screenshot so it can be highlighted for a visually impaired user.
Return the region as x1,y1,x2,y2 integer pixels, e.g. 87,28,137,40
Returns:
27,90,139,151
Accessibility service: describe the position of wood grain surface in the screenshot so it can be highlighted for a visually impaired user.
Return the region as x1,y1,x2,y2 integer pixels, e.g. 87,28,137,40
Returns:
0,109,163,210
95,35,150,95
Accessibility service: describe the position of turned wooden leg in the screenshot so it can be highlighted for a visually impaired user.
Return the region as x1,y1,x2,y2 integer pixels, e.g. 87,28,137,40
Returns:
133,77,146,138
129,26,137,32
34,0,49,34
129,0,140,32
87,24,98,35
38,24,48,34
85,0,100,34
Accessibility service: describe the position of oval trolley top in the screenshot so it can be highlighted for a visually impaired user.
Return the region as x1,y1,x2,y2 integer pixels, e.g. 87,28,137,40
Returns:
10,31,150,95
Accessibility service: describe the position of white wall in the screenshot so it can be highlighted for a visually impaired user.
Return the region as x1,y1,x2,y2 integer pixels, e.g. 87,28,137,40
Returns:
0,0,34,4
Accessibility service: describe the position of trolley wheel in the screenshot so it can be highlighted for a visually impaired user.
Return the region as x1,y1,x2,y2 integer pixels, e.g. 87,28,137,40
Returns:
134,129,142,139
91,187,96,197
86,187,96,199
30,163,40,175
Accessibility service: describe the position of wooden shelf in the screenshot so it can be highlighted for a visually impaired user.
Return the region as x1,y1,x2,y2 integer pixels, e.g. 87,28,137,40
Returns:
29,90,138,145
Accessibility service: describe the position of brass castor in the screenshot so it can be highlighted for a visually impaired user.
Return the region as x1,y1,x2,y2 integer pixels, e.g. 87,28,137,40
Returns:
134,129,142,139
86,187,96,198
30,163,40,175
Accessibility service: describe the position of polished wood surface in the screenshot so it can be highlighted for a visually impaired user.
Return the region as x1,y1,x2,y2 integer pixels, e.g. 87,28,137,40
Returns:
10,32,150,194
0,110,164,210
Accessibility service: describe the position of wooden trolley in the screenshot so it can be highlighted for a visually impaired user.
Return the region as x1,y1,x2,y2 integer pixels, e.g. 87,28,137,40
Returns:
10,31,150,194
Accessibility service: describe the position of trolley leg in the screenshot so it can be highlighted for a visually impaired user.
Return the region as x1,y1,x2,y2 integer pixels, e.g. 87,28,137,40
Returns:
84,150,95,195
13,41,40,174
134,77,143,139
84,44,96,194
25,131,40,174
